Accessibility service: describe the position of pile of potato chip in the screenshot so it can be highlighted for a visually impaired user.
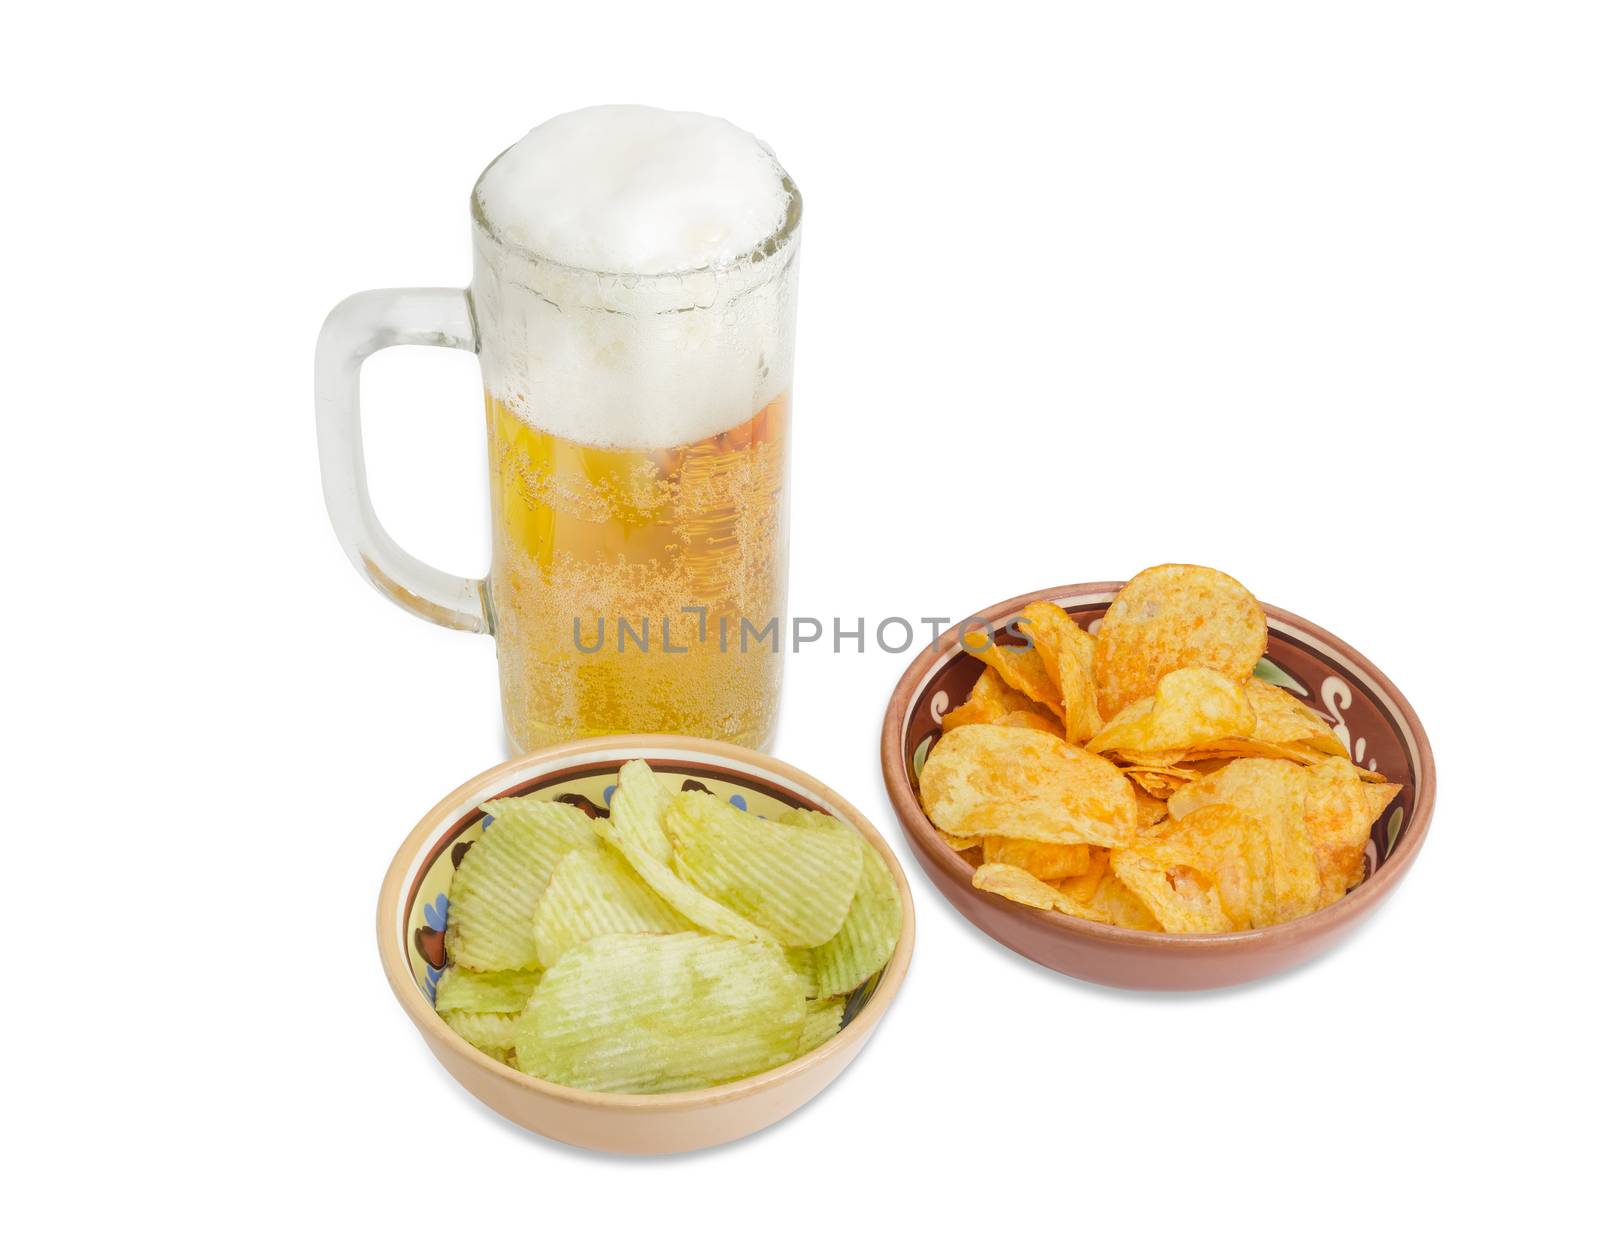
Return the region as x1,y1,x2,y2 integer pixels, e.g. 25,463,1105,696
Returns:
920,564,1400,933
432,760,901,1093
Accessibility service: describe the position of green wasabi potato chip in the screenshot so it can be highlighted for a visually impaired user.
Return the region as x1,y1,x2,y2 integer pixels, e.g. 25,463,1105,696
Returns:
608,759,676,865
797,996,847,1055
532,847,693,968
445,798,599,971
596,815,772,944
442,1008,520,1057
666,793,863,947
812,838,902,999
433,966,541,1015
513,933,806,1094
784,946,819,999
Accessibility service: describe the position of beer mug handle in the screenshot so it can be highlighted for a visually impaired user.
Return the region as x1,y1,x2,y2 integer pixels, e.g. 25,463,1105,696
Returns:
314,288,490,634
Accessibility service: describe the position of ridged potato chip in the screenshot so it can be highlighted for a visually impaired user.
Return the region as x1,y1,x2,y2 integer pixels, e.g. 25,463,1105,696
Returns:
784,946,819,999
666,792,863,947
1092,564,1267,719
446,799,599,971
532,846,693,968
442,1008,521,1057
773,806,847,833
608,758,676,865
797,997,847,1055
1087,667,1256,758
1019,600,1102,742
596,816,772,944
980,836,1095,880
513,933,806,1094
775,808,900,996
920,724,1138,848
811,839,902,999
433,966,541,1015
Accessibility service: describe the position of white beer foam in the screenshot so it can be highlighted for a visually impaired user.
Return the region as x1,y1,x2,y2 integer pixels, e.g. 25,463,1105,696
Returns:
476,105,791,275
472,106,799,450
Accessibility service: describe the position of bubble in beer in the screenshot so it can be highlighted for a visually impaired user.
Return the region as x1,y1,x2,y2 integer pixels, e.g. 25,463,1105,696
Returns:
475,105,792,275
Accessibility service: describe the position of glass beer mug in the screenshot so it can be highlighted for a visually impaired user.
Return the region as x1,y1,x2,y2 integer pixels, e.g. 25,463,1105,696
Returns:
315,108,800,752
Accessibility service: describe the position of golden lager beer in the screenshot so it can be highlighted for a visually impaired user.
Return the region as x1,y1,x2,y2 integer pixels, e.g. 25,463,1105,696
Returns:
486,393,789,750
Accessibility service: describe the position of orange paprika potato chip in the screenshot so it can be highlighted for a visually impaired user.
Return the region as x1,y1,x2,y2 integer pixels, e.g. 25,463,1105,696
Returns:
1111,849,1235,933
1020,601,1095,675
1243,678,1348,757
1132,786,1170,829
936,827,982,852
972,862,1066,911
1169,759,1322,921
1078,872,1166,931
1055,847,1111,903
991,710,1069,738
940,693,1004,732
1364,781,1402,819
1092,564,1268,719
942,666,1054,731
1177,737,1330,766
973,861,1157,929
1302,759,1377,909
1132,804,1277,928
1122,766,1203,799
1087,667,1256,758
1018,601,1102,743
962,631,1062,718
920,724,1138,849
1151,736,1388,785
980,836,1095,880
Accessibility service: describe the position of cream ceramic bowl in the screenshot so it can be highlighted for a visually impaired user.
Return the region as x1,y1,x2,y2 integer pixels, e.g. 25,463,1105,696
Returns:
377,735,916,1155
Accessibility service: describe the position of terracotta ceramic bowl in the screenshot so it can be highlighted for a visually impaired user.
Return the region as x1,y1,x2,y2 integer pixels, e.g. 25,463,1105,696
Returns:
881,583,1434,991
378,735,915,1155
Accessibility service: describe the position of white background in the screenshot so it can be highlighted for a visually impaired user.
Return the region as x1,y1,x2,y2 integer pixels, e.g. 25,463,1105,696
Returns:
5,2,1594,1255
